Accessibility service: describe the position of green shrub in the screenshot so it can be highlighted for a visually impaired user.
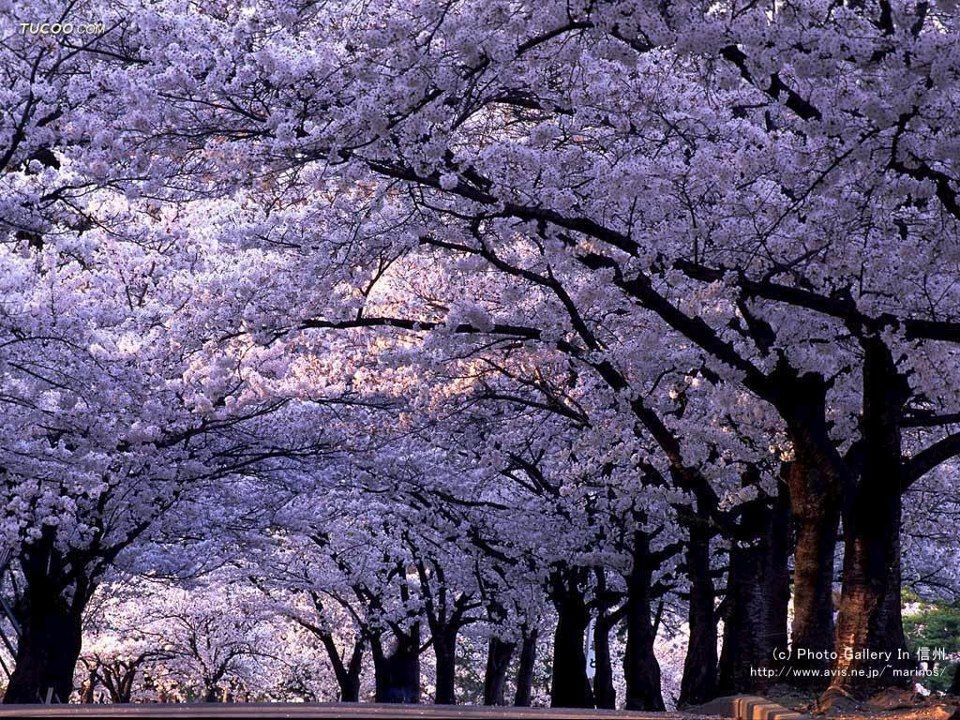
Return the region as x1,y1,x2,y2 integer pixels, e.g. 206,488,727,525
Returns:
903,601,960,693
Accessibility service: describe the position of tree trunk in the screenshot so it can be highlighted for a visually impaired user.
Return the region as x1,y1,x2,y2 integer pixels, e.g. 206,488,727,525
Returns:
787,456,841,679
5,605,84,704
767,485,792,668
100,661,133,703
623,531,665,711
830,502,908,696
592,614,616,709
340,639,364,702
339,677,360,703
774,371,845,683
828,339,911,698
549,569,594,708
717,478,791,695
4,536,88,705
317,630,363,702
514,627,538,706
949,663,960,696
373,626,421,703
203,679,222,702
118,665,138,704
78,665,97,704
433,628,457,704
678,513,718,706
483,636,515,705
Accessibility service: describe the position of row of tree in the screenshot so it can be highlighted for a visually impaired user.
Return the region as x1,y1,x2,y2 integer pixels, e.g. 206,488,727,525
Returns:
0,0,959,707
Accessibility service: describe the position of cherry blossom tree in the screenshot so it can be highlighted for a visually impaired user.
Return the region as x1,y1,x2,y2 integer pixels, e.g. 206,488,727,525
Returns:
2,0,960,708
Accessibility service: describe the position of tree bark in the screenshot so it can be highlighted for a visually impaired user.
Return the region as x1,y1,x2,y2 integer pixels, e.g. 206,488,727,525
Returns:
678,513,718,706
774,371,845,683
99,659,143,703
513,626,538,706
549,569,594,708
78,663,97,704
592,613,616,709
342,642,364,702
116,665,136,704
767,485,792,669
432,628,458,704
483,636,515,705
372,625,421,703
718,476,791,695
316,629,363,701
787,456,841,679
4,534,89,704
623,531,665,711
828,339,911,697
203,682,222,703
336,638,364,702
5,602,84,704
